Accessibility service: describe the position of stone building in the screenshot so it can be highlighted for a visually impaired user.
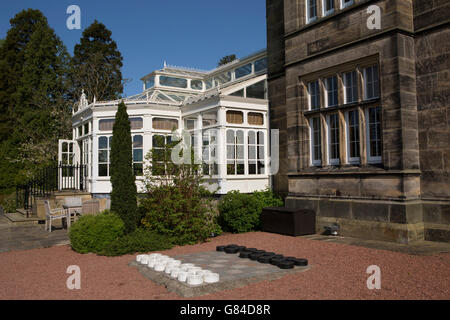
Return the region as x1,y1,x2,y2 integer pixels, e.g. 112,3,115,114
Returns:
266,0,449,243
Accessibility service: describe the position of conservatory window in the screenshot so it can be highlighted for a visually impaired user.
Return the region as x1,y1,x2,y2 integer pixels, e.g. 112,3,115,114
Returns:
248,112,264,126
130,117,143,130
152,117,178,131
227,130,245,175
202,110,217,127
248,131,265,175
145,76,155,89
184,117,197,130
214,72,231,85
133,135,143,176
246,80,266,99
254,58,267,73
202,130,218,176
151,134,173,175
235,63,252,79
83,122,90,135
191,80,203,90
159,76,188,88
230,89,244,97
98,136,112,176
205,79,213,90
99,119,115,131
226,111,244,124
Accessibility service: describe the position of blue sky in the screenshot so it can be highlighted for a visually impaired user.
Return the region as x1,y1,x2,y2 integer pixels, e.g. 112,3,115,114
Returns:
0,0,267,97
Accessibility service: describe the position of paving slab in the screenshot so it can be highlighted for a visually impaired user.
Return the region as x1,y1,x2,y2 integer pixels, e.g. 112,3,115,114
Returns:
130,250,310,297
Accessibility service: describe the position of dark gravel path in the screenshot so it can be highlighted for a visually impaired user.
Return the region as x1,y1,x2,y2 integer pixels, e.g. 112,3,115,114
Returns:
0,232,449,299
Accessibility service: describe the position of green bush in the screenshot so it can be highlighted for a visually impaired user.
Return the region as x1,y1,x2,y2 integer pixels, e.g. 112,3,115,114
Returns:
100,228,173,256
0,193,16,213
140,184,220,245
69,212,124,254
218,189,284,233
140,136,221,245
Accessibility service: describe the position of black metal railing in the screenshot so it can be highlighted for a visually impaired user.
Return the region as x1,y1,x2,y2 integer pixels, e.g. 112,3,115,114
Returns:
16,163,87,212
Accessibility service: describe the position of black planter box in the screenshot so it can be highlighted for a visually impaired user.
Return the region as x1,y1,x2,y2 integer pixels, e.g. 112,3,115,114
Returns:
261,207,316,236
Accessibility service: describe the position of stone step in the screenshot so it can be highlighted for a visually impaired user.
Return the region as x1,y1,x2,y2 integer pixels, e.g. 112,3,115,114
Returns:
5,212,41,224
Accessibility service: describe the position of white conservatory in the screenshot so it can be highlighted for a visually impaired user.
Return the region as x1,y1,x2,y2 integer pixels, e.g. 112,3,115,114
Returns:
59,49,270,197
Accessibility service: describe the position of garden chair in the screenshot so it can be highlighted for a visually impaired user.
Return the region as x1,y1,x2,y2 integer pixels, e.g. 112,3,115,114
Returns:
44,200,67,233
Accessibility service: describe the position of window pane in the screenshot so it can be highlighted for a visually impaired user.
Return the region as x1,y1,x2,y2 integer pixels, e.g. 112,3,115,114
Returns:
329,114,340,161
235,63,252,79
226,130,235,144
348,110,360,159
191,80,203,90
226,111,243,124
133,163,143,176
133,149,143,162
249,146,256,159
246,80,266,99
159,76,187,88
254,58,267,73
326,76,338,107
98,164,108,177
215,72,231,84
99,119,115,131
236,130,244,144
230,89,244,97
98,136,108,149
248,131,256,144
130,117,143,130
249,162,257,174
153,118,178,130
202,111,217,126
227,146,235,159
309,81,320,110
205,79,213,90
145,76,155,89
152,135,165,148
133,135,143,148
98,150,108,163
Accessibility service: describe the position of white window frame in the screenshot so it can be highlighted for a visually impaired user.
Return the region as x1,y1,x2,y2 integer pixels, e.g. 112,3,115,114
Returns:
327,113,340,165
226,129,245,176
202,129,219,177
365,107,382,164
364,65,379,100
308,80,321,110
310,117,322,166
341,0,354,9
322,0,335,16
343,70,358,104
325,76,338,107
345,110,360,164
98,136,111,177
306,0,318,24
132,134,144,177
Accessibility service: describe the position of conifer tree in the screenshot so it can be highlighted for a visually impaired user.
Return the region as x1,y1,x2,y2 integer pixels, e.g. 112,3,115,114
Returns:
110,101,138,233
71,20,124,102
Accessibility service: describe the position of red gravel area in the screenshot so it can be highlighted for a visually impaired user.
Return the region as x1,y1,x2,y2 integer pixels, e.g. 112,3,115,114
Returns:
0,232,449,300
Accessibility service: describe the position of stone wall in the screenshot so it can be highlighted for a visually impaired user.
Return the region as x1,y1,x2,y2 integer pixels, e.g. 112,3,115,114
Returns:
266,0,450,242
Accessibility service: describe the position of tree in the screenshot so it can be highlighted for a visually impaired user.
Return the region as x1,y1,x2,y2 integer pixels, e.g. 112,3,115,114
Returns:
71,20,124,102
0,9,72,191
0,9,47,142
217,54,236,67
110,101,138,233
0,39,4,48
12,20,72,175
